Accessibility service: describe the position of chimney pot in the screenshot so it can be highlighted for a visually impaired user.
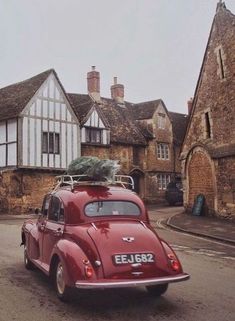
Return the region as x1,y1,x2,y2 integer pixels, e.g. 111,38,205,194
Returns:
187,97,193,115
110,78,124,104
87,66,100,102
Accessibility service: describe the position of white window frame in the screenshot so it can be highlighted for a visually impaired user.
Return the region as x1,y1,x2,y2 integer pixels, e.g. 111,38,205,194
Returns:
157,174,171,190
85,127,103,144
156,143,169,160
42,132,60,154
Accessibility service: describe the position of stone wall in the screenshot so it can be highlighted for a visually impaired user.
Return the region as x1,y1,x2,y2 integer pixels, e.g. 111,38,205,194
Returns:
0,170,55,214
216,156,235,219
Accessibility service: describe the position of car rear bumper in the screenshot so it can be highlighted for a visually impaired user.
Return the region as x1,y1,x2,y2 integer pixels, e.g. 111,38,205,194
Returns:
75,273,190,289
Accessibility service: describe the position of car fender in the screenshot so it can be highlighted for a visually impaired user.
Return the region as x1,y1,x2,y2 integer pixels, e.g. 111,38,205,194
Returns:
50,239,96,287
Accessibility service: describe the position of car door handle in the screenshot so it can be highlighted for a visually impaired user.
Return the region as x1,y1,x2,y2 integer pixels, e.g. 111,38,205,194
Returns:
53,228,63,237
39,224,46,231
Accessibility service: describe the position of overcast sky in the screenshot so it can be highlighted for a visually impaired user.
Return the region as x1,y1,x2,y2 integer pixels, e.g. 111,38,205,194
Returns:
1,0,235,114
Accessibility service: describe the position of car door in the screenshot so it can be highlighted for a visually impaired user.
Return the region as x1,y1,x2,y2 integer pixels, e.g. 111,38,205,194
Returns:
36,194,51,262
42,195,65,265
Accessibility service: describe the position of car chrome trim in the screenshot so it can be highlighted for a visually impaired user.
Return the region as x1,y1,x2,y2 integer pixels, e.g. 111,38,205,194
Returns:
140,221,147,229
131,272,144,276
122,236,134,243
131,263,142,268
91,222,98,231
75,273,190,289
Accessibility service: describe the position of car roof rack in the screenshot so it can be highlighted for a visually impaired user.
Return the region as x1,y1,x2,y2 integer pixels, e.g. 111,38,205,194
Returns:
53,174,134,191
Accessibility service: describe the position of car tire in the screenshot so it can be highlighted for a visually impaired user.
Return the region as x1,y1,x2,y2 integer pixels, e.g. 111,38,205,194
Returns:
146,283,168,296
24,246,34,270
54,260,73,301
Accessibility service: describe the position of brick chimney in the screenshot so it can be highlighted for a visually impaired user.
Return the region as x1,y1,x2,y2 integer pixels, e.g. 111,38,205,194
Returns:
87,66,100,102
110,77,124,104
187,97,193,115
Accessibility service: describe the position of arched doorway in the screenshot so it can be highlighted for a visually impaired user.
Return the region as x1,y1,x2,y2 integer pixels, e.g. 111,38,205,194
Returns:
186,147,215,214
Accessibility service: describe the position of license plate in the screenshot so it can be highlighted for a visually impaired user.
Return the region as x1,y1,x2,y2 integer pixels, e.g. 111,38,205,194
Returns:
113,253,155,265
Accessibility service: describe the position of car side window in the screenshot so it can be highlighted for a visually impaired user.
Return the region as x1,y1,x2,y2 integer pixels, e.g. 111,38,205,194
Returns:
48,196,64,222
41,195,51,216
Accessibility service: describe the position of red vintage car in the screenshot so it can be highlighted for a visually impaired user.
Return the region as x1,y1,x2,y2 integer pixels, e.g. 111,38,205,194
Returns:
21,175,189,301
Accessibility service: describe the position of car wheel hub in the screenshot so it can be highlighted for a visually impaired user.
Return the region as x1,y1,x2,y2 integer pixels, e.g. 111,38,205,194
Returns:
56,263,65,294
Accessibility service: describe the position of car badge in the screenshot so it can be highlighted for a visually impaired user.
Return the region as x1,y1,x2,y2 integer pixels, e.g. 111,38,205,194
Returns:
122,236,135,243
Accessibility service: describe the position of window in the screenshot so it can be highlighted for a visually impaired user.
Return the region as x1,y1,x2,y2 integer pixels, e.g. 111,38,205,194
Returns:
157,174,171,190
41,195,51,216
48,196,64,222
85,128,102,144
85,201,141,217
42,132,60,154
218,48,225,79
158,113,166,129
156,143,169,160
205,112,211,138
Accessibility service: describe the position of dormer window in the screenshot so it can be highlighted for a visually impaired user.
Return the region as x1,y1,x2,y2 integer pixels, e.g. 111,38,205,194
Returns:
158,113,166,129
85,127,102,144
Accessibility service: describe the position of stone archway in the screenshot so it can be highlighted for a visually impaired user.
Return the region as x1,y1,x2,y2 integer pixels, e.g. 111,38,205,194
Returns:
186,147,215,214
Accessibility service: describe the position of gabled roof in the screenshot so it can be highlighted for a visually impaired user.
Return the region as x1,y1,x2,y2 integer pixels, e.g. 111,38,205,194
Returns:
68,93,110,128
128,99,164,120
100,99,146,145
0,69,53,121
169,112,189,146
182,2,235,149
136,121,155,140
69,94,147,146
68,94,93,123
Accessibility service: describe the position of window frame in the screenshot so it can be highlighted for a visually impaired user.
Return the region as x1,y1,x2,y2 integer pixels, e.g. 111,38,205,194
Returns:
156,174,171,190
85,127,103,144
156,143,169,160
47,196,65,222
84,200,141,217
42,132,60,155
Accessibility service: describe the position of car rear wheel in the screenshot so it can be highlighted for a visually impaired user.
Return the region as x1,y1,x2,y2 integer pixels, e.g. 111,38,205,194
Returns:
55,260,73,301
146,283,168,296
24,246,34,270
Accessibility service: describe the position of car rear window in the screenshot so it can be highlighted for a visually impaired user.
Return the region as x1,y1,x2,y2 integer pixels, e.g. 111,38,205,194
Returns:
85,201,141,217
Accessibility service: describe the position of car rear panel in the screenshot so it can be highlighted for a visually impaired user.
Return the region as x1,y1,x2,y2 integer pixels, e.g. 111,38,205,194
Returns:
87,221,171,280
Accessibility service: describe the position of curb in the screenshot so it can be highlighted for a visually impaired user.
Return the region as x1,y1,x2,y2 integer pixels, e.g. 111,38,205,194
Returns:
165,216,235,246
0,215,37,221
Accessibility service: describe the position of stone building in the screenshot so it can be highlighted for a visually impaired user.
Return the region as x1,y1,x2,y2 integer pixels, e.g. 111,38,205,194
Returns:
0,67,187,213
69,67,188,203
129,100,188,202
180,2,235,220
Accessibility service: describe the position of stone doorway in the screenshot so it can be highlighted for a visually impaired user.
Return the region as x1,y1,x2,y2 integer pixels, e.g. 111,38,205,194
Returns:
129,169,144,198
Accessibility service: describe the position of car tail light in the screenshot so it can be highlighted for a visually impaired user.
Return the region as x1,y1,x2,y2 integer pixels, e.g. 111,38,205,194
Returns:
84,265,93,278
167,254,181,272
